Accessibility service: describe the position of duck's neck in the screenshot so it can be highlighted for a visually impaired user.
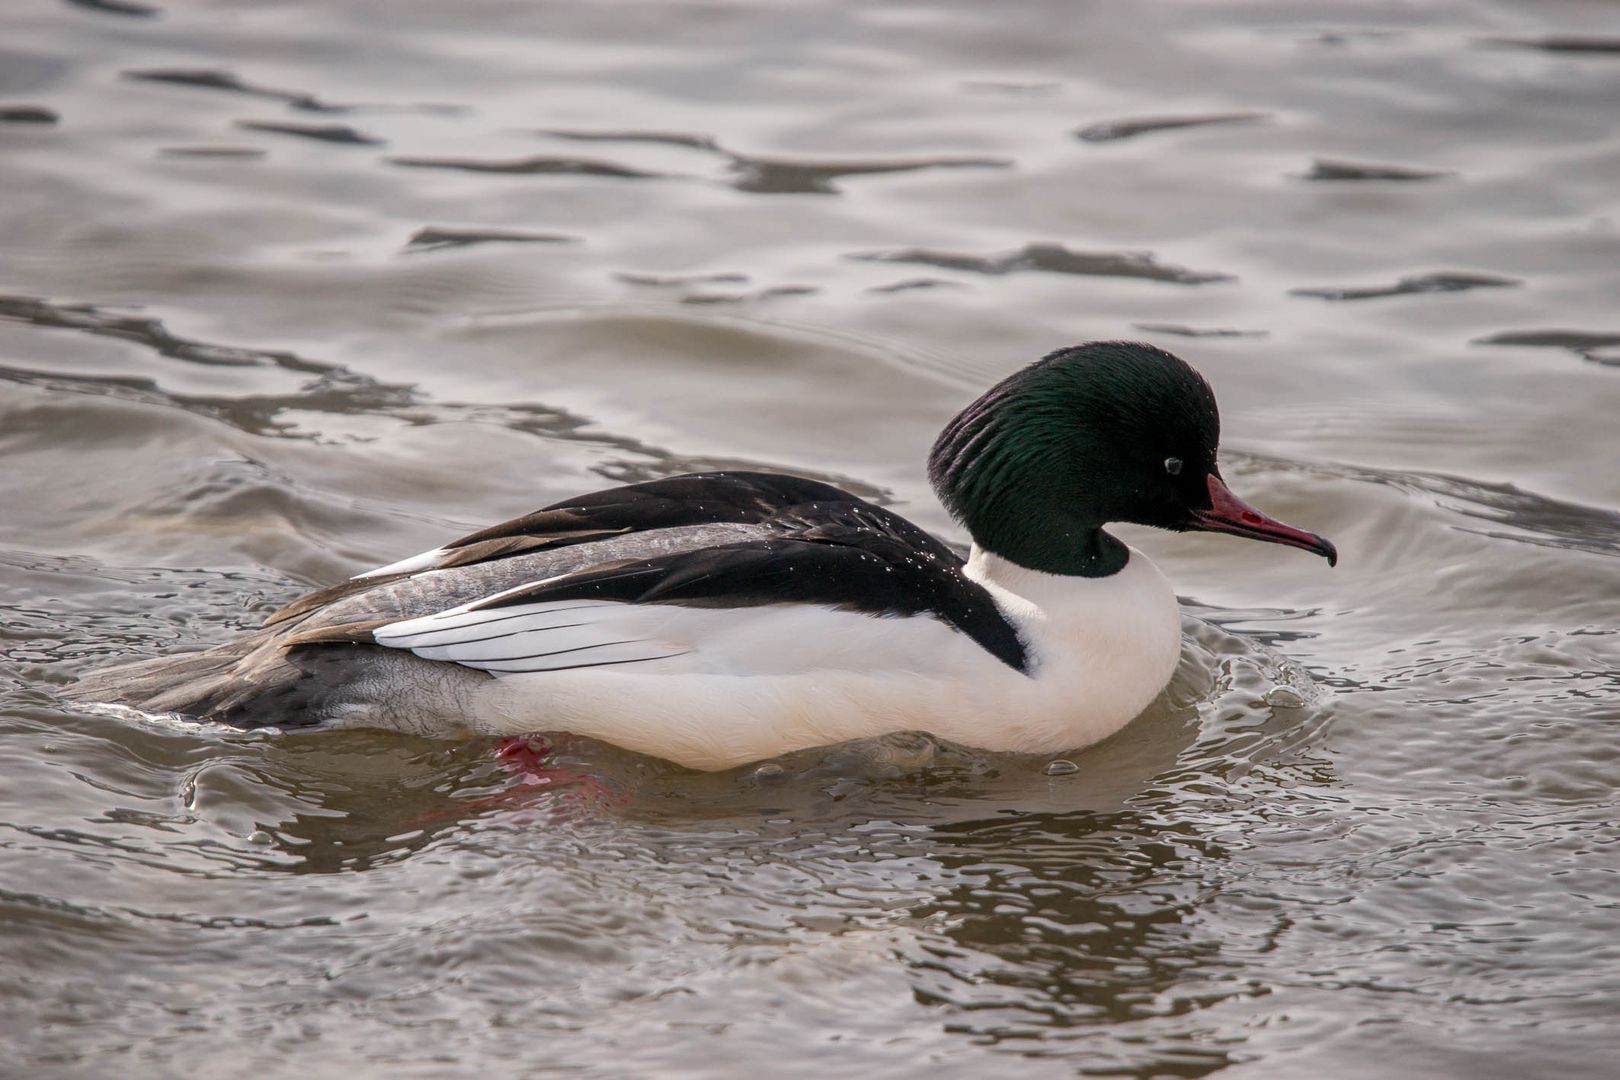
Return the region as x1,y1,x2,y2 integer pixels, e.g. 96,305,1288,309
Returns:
927,371,1133,579
928,426,1129,576
966,514,1130,578
964,542,1137,606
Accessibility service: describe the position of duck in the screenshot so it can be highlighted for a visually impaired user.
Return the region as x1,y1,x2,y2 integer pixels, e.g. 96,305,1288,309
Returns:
71,341,1336,771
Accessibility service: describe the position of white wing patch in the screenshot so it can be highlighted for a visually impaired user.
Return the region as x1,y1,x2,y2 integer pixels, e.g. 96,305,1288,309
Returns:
372,583,988,681
373,600,690,674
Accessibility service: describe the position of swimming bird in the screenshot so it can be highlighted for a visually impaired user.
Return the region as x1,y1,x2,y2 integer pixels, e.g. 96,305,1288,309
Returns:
72,342,1336,770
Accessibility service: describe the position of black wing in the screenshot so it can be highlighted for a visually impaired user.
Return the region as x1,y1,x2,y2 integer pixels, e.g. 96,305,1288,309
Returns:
449,471,864,550
287,472,1030,673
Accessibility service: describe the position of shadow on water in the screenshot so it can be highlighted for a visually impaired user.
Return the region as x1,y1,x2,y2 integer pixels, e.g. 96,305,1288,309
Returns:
1075,111,1268,143
534,127,1013,194
386,145,1011,195
388,154,667,179
1132,323,1268,339
123,68,349,113
1473,329,1620,368
0,105,59,124
1290,271,1520,302
122,67,465,115
235,119,385,147
849,243,1234,285
1479,35,1620,55
66,0,160,18
1298,158,1453,181
402,226,579,253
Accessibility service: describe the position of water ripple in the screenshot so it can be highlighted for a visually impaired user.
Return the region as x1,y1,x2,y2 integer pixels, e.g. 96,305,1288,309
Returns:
851,243,1234,285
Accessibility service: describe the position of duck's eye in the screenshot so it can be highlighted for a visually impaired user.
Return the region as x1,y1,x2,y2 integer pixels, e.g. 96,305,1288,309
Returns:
1164,456,1184,476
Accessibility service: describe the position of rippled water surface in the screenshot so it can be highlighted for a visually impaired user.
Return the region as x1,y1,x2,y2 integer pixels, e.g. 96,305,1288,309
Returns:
4,1,1619,1076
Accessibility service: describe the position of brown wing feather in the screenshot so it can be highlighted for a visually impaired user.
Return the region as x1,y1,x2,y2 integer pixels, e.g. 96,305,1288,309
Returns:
262,573,411,627
280,618,398,647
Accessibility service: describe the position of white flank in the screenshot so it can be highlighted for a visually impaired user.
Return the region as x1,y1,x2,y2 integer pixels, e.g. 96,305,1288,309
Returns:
366,544,1185,771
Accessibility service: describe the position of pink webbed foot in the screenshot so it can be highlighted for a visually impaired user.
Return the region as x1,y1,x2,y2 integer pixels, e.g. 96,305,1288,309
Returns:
410,736,626,823
479,735,625,810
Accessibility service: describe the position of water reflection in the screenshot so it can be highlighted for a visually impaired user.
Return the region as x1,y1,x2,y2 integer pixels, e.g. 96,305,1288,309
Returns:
912,810,1246,1077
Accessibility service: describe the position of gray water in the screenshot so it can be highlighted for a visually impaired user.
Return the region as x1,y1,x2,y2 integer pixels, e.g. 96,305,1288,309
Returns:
3,1,1619,1077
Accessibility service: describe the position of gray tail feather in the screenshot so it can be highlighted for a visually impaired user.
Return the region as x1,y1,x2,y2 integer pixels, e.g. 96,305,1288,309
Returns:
65,634,306,726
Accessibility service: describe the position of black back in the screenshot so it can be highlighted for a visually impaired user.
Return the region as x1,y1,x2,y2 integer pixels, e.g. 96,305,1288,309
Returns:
461,472,1030,673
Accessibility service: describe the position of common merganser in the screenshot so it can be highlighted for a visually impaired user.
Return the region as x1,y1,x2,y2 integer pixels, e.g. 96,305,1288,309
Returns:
72,341,1336,770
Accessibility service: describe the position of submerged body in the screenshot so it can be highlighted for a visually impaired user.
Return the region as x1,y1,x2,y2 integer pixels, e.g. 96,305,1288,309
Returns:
73,343,1335,770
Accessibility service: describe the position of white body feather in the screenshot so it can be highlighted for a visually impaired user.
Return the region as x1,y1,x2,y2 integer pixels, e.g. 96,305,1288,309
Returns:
363,545,1183,770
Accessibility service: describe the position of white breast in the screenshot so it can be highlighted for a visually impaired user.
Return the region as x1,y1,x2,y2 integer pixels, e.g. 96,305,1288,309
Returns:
961,545,1185,753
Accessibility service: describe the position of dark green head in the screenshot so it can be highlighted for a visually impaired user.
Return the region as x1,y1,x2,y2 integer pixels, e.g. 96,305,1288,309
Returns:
928,342,1337,576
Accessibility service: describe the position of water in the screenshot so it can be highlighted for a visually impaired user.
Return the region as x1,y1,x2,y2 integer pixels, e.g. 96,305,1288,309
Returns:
3,1,1618,1076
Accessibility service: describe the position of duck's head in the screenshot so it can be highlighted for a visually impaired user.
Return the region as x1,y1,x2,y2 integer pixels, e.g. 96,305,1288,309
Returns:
928,341,1338,577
